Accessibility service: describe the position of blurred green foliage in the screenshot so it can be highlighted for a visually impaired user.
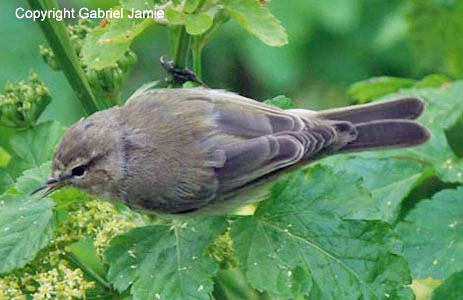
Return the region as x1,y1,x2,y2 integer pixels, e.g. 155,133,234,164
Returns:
1,0,461,122
0,0,422,130
407,0,463,77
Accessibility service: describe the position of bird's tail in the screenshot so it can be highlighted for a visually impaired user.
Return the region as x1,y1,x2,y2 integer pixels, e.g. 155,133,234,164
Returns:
337,119,430,152
293,97,431,152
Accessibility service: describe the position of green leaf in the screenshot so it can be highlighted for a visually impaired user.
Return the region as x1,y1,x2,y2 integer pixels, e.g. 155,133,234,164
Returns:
0,147,11,167
326,156,430,223
431,271,463,300
264,95,295,109
284,165,378,220
396,188,463,279
222,0,288,47
82,16,151,70
414,74,452,88
185,14,213,35
68,239,110,288
0,162,55,274
0,121,64,195
231,166,412,299
166,7,186,25
213,268,272,300
445,113,463,158
105,217,228,300
7,121,65,180
184,0,201,14
348,76,416,103
0,169,14,194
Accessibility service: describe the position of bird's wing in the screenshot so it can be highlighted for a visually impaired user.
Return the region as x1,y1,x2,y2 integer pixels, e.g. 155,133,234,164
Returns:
125,88,355,213
177,89,355,193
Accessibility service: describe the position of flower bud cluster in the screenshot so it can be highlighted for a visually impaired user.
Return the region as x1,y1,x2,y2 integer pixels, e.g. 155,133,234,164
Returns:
40,19,94,71
0,195,141,299
0,252,95,300
87,50,137,102
0,72,51,128
209,231,238,269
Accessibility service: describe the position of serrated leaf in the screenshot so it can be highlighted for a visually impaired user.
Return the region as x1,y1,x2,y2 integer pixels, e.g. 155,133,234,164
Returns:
396,187,463,279
326,156,430,223
231,166,412,299
0,162,55,274
431,271,463,300
222,0,288,47
82,17,151,70
6,121,65,181
0,147,11,167
280,165,378,220
185,14,213,35
264,95,295,109
105,217,227,300
348,76,416,103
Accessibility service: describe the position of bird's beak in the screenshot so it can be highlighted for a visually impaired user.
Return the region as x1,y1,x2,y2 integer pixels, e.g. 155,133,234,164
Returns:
31,178,67,200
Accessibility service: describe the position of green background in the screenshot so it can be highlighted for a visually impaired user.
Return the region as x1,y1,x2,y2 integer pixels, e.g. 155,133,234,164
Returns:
1,0,424,126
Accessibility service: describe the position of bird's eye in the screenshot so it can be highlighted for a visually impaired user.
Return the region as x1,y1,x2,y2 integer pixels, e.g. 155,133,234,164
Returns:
71,165,87,177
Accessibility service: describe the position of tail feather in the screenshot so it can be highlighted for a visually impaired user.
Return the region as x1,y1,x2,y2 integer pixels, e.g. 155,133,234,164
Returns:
289,97,430,153
317,97,425,124
340,120,431,152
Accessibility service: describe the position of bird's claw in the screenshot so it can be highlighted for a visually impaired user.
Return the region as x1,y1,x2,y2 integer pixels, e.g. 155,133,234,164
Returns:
160,56,208,88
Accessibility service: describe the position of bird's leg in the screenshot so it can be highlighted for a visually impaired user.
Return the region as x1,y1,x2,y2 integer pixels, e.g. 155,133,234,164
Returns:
160,56,209,88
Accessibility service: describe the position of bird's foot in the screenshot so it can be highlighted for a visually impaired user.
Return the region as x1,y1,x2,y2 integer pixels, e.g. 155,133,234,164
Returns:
160,56,208,88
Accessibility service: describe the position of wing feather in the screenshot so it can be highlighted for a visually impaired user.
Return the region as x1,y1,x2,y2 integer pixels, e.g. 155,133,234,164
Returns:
127,88,355,212
197,89,352,192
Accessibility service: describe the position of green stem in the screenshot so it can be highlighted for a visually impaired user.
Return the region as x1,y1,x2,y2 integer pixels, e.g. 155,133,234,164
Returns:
196,0,208,12
65,253,111,290
190,11,230,81
213,268,273,300
173,26,192,69
26,0,102,114
192,38,203,78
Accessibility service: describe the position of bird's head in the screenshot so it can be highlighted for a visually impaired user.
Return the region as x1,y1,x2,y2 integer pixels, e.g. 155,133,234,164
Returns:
32,112,121,199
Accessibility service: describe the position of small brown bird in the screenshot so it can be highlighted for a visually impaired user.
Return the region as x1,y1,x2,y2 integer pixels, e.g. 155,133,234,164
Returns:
33,88,430,214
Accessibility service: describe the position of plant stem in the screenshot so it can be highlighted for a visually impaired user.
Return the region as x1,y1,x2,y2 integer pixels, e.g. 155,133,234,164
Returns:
190,10,230,81
65,253,111,289
213,268,273,300
26,0,102,115
192,38,203,78
173,26,192,69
